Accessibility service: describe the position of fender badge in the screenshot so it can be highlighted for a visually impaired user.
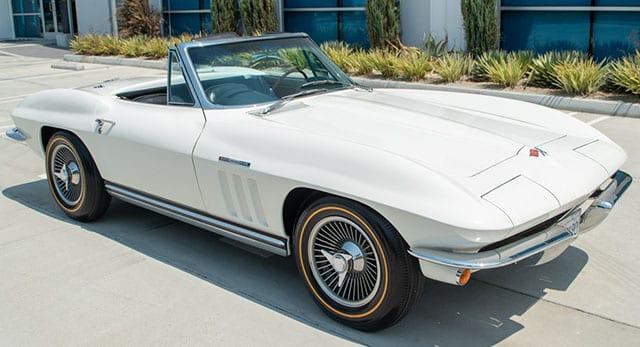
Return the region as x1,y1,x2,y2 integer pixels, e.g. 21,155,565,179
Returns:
218,156,251,167
529,147,548,157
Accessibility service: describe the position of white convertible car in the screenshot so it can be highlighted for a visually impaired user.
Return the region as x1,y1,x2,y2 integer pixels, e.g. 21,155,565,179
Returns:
8,33,632,331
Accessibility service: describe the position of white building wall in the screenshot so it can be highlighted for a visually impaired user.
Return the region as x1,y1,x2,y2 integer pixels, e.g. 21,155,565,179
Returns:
401,0,465,51
75,0,113,35
0,0,14,40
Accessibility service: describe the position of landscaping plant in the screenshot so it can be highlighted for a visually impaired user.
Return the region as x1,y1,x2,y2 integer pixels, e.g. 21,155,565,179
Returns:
117,0,163,38
397,51,431,81
348,49,374,75
239,0,278,36
553,58,607,96
321,41,354,72
211,0,237,33
423,34,448,58
432,53,470,83
461,0,498,56
529,51,588,88
366,0,400,49
476,51,531,88
367,49,400,78
608,50,640,95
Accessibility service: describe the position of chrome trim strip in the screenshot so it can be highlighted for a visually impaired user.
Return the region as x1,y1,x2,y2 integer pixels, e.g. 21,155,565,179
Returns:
409,226,578,270
5,128,27,141
105,183,289,256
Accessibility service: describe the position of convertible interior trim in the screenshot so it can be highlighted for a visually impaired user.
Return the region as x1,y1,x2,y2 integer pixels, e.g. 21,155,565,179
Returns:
105,183,289,256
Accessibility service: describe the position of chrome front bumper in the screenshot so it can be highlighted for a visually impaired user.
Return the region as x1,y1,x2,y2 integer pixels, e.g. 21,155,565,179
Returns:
409,170,632,285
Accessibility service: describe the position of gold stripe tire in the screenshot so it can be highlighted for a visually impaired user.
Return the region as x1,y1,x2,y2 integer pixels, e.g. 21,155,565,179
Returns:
45,131,111,222
294,196,423,331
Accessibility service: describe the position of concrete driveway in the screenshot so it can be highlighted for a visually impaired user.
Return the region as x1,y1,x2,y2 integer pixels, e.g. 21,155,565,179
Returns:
1,45,639,346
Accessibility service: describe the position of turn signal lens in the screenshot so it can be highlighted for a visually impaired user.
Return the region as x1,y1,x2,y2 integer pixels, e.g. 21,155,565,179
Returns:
458,269,471,286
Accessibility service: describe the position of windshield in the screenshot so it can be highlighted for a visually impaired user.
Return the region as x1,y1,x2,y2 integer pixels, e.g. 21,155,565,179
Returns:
187,37,352,106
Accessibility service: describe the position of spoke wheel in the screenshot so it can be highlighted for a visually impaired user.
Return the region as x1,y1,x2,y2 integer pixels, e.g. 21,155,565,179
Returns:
50,143,83,207
45,131,111,222
294,197,424,331
309,216,381,307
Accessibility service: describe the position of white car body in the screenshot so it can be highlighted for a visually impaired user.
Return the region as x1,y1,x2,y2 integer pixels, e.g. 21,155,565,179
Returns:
9,33,631,288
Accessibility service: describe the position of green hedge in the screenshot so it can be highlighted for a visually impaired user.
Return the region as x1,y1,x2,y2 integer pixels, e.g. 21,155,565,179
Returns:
69,34,640,97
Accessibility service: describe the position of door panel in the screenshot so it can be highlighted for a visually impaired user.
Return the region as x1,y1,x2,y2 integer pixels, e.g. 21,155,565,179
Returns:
85,101,207,210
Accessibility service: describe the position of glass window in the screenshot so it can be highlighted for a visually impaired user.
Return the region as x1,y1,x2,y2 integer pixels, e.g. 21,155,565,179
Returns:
13,15,42,37
593,12,640,59
11,0,40,13
501,11,590,52
168,52,195,105
187,37,352,106
502,0,590,5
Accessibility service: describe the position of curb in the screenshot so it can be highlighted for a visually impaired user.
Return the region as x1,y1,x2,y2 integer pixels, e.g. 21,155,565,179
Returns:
64,54,166,70
63,54,639,118
352,77,640,118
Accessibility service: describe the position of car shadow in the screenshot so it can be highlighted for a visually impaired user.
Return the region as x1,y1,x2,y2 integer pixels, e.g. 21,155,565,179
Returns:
3,180,589,346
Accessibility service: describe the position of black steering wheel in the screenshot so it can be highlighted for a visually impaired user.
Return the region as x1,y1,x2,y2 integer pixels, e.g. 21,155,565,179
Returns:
272,67,309,94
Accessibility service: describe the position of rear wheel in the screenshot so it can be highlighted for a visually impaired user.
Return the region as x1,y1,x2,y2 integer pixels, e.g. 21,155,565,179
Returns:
294,197,423,331
45,131,110,221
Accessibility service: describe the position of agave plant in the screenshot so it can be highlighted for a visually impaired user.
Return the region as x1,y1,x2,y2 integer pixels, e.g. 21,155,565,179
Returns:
432,53,470,83
320,41,354,71
553,58,607,96
396,51,431,81
608,50,640,95
367,49,400,78
475,50,531,88
528,51,588,88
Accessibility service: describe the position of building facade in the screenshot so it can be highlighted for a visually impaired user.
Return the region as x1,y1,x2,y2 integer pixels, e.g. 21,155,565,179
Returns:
2,0,639,59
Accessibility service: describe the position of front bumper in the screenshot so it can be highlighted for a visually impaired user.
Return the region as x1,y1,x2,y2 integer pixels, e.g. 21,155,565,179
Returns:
409,170,632,285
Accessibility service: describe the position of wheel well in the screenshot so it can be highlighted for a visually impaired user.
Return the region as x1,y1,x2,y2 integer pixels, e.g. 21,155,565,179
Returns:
282,188,328,237
41,126,63,151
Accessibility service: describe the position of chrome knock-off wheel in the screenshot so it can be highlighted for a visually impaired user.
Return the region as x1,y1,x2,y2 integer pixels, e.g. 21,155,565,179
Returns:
45,131,111,221
295,198,424,331
50,143,83,207
309,216,381,307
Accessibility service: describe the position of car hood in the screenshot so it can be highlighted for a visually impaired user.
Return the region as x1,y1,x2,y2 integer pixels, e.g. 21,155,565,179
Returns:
266,88,566,177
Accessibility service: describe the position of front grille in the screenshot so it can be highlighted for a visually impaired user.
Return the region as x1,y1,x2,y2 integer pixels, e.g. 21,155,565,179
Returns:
479,211,568,252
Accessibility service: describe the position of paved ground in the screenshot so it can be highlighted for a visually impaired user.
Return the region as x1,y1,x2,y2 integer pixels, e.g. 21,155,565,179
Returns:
1,44,639,346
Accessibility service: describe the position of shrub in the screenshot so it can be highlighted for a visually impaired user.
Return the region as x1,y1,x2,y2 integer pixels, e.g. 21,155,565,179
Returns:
367,49,400,78
119,36,145,57
239,0,278,36
607,51,640,95
117,0,163,38
211,0,238,33
366,0,400,49
529,51,588,88
476,51,531,88
424,34,448,58
142,37,170,59
432,53,470,83
397,51,431,81
348,49,374,75
461,0,498,56
553,58,606,96
320,41,354,71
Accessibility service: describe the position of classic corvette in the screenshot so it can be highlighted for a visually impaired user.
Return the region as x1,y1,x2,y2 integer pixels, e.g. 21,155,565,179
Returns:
8,33,632,331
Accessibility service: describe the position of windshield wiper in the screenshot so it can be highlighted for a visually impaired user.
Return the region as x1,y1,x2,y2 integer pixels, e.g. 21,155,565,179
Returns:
300,79,348,89
259,88,328,115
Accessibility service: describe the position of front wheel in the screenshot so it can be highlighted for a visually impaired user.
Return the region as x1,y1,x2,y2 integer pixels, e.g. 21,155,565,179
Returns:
45,131,110,222
294,197,423,331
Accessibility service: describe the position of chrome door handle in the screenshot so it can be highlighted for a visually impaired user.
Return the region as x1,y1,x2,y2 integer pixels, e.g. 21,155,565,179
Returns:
95,118,115,134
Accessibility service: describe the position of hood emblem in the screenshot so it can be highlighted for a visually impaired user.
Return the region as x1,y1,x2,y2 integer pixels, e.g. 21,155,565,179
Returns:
529,147,548,157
